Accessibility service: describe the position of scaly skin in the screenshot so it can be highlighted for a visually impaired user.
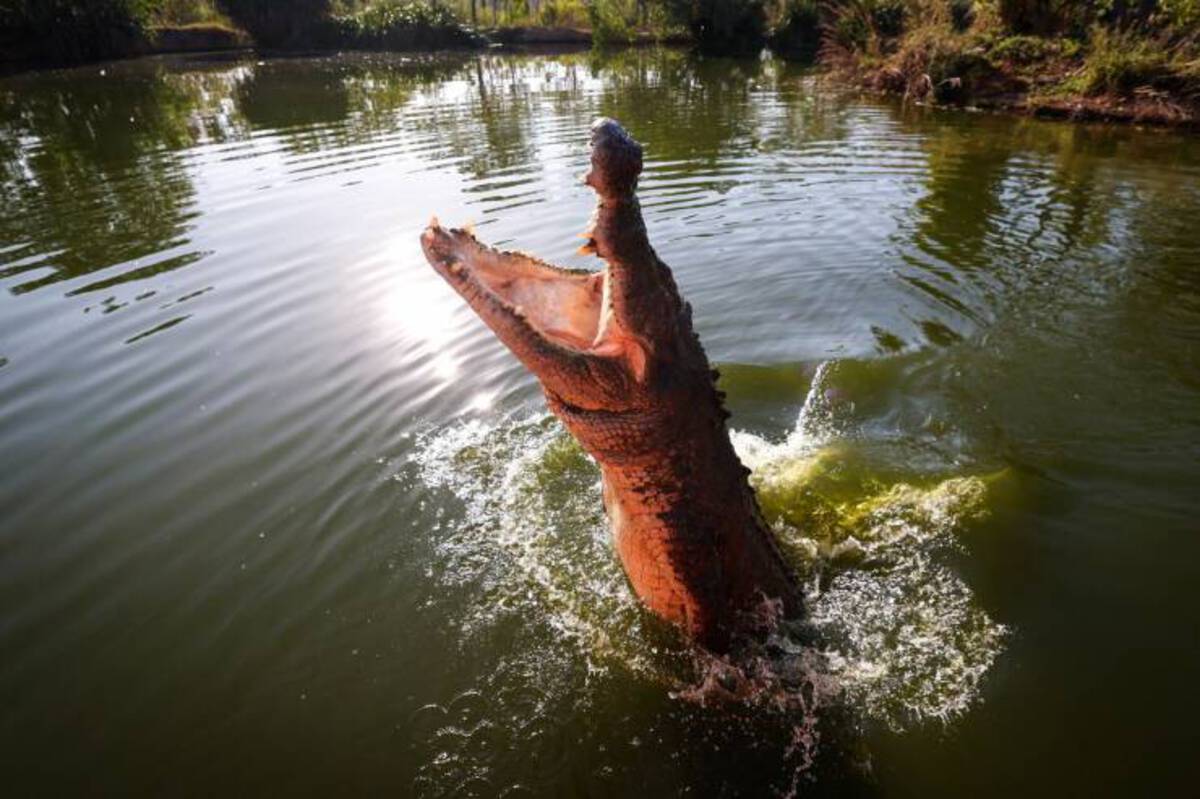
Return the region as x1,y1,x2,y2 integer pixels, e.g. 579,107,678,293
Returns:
421,118,799,651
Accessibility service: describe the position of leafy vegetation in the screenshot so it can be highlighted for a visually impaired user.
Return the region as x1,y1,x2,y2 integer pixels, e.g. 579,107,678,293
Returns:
1163,0,1200,26
1072,26,1183,96
664,0,769,54
590,0,636,46
212,0,336,47
0,0,484,61
869,0,905,37
948,0,975,31
149,0,232,27
440,0,644,32
768,0,821,61
531,0,592,27
814,0,1200,121
333,0,483,49
0,0,162,62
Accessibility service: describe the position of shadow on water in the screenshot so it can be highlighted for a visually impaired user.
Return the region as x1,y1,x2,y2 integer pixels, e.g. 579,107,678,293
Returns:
1,49,1199,797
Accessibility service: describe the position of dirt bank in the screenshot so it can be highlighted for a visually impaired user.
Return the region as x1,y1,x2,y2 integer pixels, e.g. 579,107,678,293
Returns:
854,59,1198,131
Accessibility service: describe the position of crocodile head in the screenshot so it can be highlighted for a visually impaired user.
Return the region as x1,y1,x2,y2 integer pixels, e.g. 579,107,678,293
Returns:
420,118,685,417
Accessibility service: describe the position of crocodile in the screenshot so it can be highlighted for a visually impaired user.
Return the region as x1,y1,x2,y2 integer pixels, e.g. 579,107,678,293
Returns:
420,118,800,651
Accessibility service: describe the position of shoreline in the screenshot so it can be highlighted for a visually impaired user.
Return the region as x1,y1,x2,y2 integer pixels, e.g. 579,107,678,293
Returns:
992,93,1197,130
854,63,1198,132
0,24,252,74
4,28,1197,133
0,24,685,76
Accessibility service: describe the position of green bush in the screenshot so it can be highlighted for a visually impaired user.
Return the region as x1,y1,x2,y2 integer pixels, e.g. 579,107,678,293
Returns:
926,38,994,84
1161,0,1200,28
949,0,975,32
997,0,1060,35
870,0,906,37
214,0,334,47
0,0,162,62
1081,26,1170,94
993,0,1169,37
995,0,1111,36
989,33,1053,64
536,0,590,27
833,6,871,50
335,0,477,48
769,0,821,62
218,0,479,49
152,0,226,25
825,0,908,53
589,0,634,47
666,0,768,54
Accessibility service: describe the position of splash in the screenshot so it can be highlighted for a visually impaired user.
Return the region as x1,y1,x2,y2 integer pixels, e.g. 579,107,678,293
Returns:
407,359,1008,785
411,414,686,680
733,361,1007,730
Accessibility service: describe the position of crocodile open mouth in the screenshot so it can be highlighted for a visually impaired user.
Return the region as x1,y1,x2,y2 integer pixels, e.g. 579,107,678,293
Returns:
420,221,612,354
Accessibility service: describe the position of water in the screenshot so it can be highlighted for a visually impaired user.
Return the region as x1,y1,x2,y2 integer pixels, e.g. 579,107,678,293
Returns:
2,49,1199,796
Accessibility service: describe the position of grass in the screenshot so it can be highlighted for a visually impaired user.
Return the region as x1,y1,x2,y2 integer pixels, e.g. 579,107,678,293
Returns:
988,34,1055,65
1074,27,1178,96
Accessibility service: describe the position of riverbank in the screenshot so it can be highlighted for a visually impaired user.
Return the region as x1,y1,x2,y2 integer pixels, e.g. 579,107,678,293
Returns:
847,41,1200,130
4,0,1199,132
0,27,249,70
0,20,677,75
0,25,250,73
816,2,1200,130
0,0,483,72
0,26,677,75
